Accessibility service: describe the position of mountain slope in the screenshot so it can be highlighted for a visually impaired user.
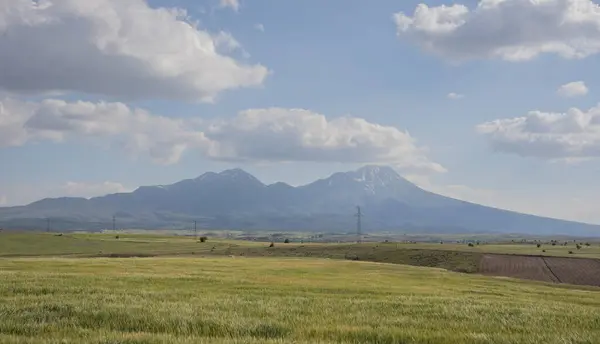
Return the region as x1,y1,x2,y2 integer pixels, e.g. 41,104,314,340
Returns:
1,166,599,236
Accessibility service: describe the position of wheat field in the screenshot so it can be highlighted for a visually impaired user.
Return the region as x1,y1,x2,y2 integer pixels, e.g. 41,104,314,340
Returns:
1,256,599,344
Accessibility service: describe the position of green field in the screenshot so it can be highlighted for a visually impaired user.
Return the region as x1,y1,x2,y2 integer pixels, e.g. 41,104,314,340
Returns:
1,232,600,343
1,257,600,344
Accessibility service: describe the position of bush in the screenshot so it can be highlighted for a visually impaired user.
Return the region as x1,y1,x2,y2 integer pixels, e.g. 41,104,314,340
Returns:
576,244,581,250
585,242,591,246
569,251,574,254
284,238,290,244
542,249,546,252
269,242,274,248
115,235,119,239
199,236,207,243
552,242,556,246
468,243,474,247
536,244,541,248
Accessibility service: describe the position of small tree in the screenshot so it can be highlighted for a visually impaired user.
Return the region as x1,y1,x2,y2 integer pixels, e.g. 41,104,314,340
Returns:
199,236,207,243
576,244,581,250
569,250,574,254
284,238,290,244
536,244,541,248
269,242,274,248
468,243,474,247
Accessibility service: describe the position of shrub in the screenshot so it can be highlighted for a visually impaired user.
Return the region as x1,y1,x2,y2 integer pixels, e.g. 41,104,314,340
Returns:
585,242,591,246
552,242,556,246
576,244,581,250
536,244,541,248
199,236,207,243
542,249,546,252
468,243,474,247
569,251,574,254
115,235,119,239
284,238,290,244
269,242,274,248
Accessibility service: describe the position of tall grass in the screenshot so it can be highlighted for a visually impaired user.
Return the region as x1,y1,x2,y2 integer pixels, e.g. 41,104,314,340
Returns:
1,257,599,343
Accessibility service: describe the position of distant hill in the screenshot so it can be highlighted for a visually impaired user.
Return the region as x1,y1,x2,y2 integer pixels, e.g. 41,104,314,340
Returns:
1,165,599,236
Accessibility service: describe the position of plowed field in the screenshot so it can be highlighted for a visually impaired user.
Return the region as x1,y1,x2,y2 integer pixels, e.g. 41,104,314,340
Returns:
480,254,600,287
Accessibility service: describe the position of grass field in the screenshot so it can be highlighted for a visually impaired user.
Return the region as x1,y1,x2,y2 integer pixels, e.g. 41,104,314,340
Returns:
1,257,600,344
1,233,600,343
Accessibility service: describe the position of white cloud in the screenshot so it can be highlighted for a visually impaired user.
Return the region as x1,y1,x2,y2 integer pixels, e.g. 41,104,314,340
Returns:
254,23,265,32
205,108,446,173
0,0,268,101
447,92,465,100
220,0,240,11
477,105,600,160
0,99,445,174
394,0,600,62
557,81,589,97
0,98,210,165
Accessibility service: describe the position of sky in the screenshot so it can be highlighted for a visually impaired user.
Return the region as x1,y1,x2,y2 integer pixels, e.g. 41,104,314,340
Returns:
1,0,600,224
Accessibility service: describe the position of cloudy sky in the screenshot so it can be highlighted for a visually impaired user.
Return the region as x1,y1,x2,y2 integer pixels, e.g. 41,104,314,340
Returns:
1,0,600,224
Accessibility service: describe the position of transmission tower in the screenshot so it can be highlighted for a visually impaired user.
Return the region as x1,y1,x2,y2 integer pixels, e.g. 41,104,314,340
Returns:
355,206,362,243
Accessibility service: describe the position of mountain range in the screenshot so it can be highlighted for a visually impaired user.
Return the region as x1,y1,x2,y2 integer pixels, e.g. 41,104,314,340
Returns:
1,165,599,236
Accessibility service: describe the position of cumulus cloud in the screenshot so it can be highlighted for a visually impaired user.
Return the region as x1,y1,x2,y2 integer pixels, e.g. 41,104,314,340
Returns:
394,0,600,62
557,81,589,97
0,99,444,173
205,108,446,173
220,0,240,11
0,98,210,164
447,92,465,100
0,0,268,101
477,105,600,160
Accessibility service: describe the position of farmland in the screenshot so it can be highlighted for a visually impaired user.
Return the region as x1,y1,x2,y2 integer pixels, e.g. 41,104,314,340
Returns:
1,232,600,343
2,232,600,287
1,257,600,344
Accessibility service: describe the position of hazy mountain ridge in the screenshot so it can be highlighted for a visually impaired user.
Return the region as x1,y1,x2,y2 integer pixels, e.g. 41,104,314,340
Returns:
1,165,599,236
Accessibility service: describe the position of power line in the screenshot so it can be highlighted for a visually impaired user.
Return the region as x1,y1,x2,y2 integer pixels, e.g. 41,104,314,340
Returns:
355,206,362,243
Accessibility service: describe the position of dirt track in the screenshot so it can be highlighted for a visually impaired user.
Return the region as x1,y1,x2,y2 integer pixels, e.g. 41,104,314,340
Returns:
480,254,600,287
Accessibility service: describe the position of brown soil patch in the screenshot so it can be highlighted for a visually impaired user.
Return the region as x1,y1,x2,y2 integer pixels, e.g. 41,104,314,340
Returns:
544,257,600,287
479,254,558,283
480,254,600,287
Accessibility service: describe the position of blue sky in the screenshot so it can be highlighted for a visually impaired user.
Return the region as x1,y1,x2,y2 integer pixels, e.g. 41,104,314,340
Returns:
1,0,600,223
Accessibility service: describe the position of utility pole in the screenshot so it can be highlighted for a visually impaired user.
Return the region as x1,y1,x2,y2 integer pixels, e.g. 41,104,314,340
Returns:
194,221,197,240
112,215,116,232
355,206,362,244
46,218,50,233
